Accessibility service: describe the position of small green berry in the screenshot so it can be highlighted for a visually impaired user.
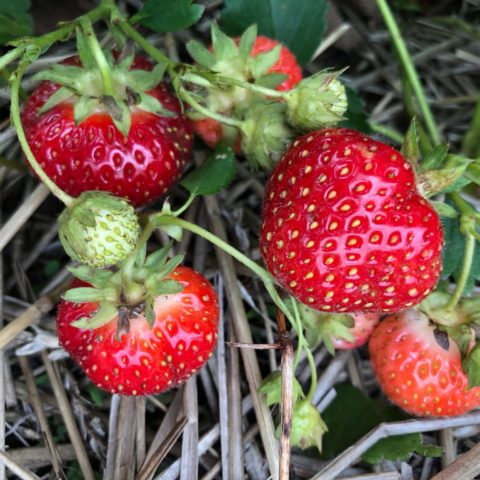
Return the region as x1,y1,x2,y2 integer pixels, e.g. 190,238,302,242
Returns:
286,70,348,131
58,191,140,268
241,101,297,170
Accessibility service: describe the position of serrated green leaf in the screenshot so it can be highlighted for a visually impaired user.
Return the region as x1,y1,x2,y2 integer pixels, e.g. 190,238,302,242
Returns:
74,96,100,125
144,242,173,269
39,87,74,114
362,433,443,464
248,44,281,78
430,201,458,218
181,144,236,195
149,254,184,282
211,23,238,61
0,0,33,44
71,302,118,329
136,92,176,118
320,385,384,459
62,287,105,303
239,24,257,60
339,87,371,133
220,0,328,66
132,0,204,33
401,118,420,170
186,40,216,69
420,144,449,172
255,72,287,89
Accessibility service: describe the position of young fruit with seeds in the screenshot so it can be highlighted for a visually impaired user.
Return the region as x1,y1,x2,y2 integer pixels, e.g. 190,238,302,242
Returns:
188,25,302,150
22,54,193,207
57,259,219,395
58,191,140,268
260,128,443,313
369,309,480,417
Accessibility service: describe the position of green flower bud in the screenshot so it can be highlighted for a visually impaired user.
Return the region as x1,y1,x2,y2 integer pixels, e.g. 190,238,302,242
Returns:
241,101,297,170
286,70,348,131
289,400,328,452
58,192,140,268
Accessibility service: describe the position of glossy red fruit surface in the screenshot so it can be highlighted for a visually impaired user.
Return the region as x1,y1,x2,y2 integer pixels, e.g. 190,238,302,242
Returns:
250,36,303,92
332,313,380,350
260,128,443,313
369,310,480,417
57,267,219,395
22,56,193,207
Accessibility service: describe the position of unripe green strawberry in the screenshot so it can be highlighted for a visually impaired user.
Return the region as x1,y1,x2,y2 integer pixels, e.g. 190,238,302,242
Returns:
241,101,297,170
286,70,347,131
58,191,140,267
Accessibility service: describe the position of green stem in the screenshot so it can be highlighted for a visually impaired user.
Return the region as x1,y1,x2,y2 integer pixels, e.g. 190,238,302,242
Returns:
81,18,115,97
172,193,196,217
462,93,480,158
180,88,244,129
10,69,74,206
371,123,404,144
0,47,24,72
291,300,304,369
445,192,477,310
154,214,296,323
376,0,441,146
113,16,174,67
182,72,285,99
305,347,317,402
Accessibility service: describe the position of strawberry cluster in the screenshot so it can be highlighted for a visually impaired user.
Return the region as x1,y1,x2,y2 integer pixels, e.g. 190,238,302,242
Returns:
11,9,478,460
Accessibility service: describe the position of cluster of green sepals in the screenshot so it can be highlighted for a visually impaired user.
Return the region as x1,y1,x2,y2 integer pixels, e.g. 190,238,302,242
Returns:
33,20,174,137
183,24,348,169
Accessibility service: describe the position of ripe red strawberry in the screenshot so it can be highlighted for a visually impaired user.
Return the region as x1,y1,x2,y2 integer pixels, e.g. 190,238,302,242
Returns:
260,128,443,313
190,29,302,150
332,312,380,350
369,310,480,417
22,55,193,207
57,267,219,395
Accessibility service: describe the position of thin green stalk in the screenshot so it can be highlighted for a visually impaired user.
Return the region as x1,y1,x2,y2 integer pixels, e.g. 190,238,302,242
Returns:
445,192,477,309
462,93,480,158
304,347,317,402
291,300,304,369
371,123,404,144
113,17,174,67
376,0,441,146
180,88,244,129
10,69,74,206
81,18,115,97
0,47,24,72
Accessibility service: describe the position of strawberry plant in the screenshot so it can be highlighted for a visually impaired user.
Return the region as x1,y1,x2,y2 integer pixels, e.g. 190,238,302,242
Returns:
0,0,480,478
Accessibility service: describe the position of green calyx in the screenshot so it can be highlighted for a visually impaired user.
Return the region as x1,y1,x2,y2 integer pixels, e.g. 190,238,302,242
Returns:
63,241,184,330
258,370,304,406
296,302,354,354
240,101,297,170
186,24,285,119
286,70,348,131
33,26,173,137
58,191,140,268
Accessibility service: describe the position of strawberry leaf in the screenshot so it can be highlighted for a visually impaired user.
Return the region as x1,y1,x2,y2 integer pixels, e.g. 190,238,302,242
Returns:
144,242,173,269
248,44,281,78
63,287,107,303
181,144,236,195
339,87,371,134
148,279,184,296
420,144,449,172
132,0,204,33
239,24,257,60
0,0,33,44
211,23,238,61
67,265,114,289
220,0,327,66
126,63,167,92
255,73,287,89
39,87,74,114
430,201,458,218
136,92,176,118
362,433,443,464
74,97,100,125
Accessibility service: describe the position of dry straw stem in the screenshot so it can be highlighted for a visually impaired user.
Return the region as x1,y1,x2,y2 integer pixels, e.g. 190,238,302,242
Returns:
0,450,41,480
0,184,50,253
41,351,95,480
203,194,279,478
432,441,480,480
